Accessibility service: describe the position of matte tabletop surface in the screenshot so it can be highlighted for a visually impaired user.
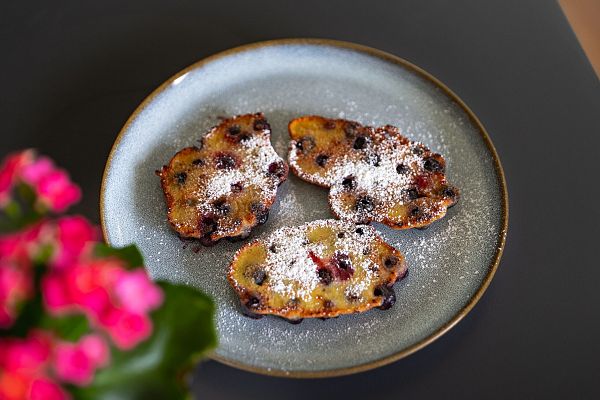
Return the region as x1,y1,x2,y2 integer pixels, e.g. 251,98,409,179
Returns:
1,1,599,399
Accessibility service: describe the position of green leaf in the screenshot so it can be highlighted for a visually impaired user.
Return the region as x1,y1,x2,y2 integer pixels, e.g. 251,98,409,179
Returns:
94,243,145,269
40,313,90,342
71,281,217,400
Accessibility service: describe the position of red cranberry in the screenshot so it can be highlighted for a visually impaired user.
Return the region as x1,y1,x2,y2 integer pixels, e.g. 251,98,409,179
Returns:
267,161,287,179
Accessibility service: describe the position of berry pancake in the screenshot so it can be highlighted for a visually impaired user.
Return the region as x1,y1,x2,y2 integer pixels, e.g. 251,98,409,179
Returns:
157,113,288,245
228,220,407,321
288,116,459,229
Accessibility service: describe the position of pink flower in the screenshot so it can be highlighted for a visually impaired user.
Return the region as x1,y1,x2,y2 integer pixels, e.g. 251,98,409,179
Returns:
114,269,163,314
35,171,81,213
42,257,162,351
0,370,30,400
0,332,51,374
51,216,98,270
0,150,33,208
29,378,69,400
78,335,109,368
20,157,54,187
99,308,152,350
53,335,109,386
19,155,81,213
0,262,32,328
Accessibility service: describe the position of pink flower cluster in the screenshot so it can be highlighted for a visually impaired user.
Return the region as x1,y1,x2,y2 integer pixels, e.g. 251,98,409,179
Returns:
0,150,80,213
44,261,163,350
0,331,109,400
0,150,165,400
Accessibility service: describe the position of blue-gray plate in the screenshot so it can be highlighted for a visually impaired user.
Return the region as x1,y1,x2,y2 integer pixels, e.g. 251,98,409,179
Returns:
100,39,508,377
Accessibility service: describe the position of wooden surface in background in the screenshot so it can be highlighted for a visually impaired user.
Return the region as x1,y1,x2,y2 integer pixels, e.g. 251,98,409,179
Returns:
560,0,600,78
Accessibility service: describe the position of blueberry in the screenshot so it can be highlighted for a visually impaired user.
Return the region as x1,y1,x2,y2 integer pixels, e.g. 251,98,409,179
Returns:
216,154,236,169
367,153,381,166
323,300,334,309
341,175,356,190
315,154,329,167
337,232,345,239
410,206,420,217
213,198,230,215
384,256,399,268
323,120,336,129
318,268,333,285
175,172,187,184
355,196,375,212
412,146,424,156
227,125,241,135
423,157,443,172
353,136,368,150
396,163,409,174
247,296,260,307
405,188,419,200
334,254,351,270
346,293,360,302
253,119,269,131
295,136,315,153
355,227,364,235
374,286,396,310
199,216,218,236
443,187,455,198
250,203,269,224
253,270,267,286
344,122,359,138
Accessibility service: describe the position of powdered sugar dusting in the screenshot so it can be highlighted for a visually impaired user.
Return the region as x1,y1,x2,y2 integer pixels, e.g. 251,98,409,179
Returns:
260,220,378,301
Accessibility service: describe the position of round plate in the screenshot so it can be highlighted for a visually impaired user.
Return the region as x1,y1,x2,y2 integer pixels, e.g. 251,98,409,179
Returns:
100,39,508,377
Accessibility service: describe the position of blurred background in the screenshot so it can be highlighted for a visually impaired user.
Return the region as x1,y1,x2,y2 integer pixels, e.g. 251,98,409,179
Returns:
1,1,598,399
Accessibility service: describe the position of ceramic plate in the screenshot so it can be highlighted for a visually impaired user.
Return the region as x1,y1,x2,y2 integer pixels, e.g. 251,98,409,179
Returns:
100,39,508,377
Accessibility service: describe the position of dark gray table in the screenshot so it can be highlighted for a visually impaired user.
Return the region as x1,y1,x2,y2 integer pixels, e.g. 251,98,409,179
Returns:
1,1,599,399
